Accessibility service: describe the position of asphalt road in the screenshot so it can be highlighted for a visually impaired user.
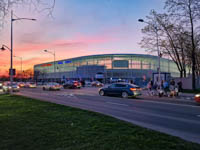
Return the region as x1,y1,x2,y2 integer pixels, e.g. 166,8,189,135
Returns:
16,87,200,144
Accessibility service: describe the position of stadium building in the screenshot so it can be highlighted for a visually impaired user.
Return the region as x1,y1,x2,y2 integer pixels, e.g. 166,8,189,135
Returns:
34,54,179,84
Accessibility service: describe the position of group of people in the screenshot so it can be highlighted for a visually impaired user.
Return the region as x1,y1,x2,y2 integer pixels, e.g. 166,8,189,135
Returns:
147,79,182,97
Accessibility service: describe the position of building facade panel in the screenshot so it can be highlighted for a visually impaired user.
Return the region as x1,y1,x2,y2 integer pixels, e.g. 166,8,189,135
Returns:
34,54,180,82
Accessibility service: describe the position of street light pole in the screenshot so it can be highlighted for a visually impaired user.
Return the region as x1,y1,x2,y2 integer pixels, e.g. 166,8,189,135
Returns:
11,10,14,88
155,26,161,87
44,50,56,81
9,10,36,91
138,19,161,86
14,56,22,81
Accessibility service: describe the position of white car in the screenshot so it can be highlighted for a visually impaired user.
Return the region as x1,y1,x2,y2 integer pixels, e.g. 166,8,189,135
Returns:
0,83,4,93
28,82,37,88
1,83,19,92
85,81,92,87
42,82,61,91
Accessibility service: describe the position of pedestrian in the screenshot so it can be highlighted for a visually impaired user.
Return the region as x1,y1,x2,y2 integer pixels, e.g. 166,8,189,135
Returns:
161,80,164,89
170,79,175,97
130,80,133,84
152,81,158,96
81,80,85,87
147,80,153,96
177,80,182,92
163,80,169,96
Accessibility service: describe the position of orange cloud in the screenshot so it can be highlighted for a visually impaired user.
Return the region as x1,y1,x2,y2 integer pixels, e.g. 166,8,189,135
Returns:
0,27,122,75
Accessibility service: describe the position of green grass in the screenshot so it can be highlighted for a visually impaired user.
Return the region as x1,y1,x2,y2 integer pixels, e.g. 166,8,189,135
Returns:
0,95,199,150
182,89,200,94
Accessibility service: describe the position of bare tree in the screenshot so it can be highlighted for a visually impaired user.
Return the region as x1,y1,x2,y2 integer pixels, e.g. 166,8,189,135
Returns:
140,10,188,78
165,0,200,89
0,0,56,27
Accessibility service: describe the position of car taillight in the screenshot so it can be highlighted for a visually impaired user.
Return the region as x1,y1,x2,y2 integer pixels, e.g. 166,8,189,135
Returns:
195,94,200,98
130,88,137,91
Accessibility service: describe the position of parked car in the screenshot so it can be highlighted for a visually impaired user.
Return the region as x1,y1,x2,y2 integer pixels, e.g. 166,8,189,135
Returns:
0,83,4,93
85,80,92,87
2,83,20,92
18,82,25,88
36,82,44,86
1,82,12,93
195,94,200,104
2,84,12,93
91,81,104,87
99,83,142,98
11,84,20,92
43,82,61,91
25,82,37,88
63,81,82,89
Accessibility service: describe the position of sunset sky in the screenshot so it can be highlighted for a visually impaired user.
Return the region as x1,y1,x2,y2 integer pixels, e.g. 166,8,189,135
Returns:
0,0,165,75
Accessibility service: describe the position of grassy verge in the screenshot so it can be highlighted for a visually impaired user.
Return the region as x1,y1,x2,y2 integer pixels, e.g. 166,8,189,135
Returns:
182,89,200,94
0,94,199,150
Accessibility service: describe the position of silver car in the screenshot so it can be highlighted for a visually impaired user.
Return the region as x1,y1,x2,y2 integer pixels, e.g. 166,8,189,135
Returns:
0,83,4,93
43,82,62,91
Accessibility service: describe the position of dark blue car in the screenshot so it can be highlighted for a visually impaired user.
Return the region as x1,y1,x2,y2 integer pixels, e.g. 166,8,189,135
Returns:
99,83,142,98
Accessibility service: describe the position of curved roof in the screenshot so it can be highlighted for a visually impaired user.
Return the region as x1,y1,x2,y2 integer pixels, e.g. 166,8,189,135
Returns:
35,53,169,66
62,53,159,60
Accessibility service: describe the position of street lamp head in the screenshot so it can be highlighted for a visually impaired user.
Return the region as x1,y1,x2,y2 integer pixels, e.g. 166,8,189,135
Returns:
138,19,144,22
0,46,6,51
12,18,37,22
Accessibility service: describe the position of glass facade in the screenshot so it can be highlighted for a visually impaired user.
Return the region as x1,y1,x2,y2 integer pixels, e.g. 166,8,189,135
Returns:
34,54,179,80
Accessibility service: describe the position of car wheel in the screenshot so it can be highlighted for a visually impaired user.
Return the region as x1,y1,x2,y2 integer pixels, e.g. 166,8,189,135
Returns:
122,92,128,98
43,87,45,90
99,90,105,96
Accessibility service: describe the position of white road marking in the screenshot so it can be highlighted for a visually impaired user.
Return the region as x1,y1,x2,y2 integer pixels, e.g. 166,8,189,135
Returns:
106,102,128,107
57,93,74,97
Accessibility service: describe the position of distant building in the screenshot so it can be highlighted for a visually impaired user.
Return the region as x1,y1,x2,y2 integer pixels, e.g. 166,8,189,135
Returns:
34,54,179,84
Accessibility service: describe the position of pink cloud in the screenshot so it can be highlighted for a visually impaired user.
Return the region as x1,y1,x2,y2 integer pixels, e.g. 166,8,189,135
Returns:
0,26,126,74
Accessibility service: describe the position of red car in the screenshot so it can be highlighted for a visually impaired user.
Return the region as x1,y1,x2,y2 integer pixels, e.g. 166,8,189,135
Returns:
63,81,82,89
195,94,200,103
91,81,104,87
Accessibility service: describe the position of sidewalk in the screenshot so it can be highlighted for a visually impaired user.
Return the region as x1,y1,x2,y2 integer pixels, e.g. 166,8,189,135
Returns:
140,90,197,105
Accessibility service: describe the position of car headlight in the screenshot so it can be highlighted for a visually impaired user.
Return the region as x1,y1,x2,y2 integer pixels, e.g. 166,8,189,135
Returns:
195,94,200,98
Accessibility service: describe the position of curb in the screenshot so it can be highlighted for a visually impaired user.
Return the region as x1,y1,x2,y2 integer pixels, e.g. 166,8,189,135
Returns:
139,95,197,106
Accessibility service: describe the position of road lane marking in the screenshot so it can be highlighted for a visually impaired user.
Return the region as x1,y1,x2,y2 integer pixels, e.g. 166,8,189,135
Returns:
56,93,75,97
106,102,128,107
